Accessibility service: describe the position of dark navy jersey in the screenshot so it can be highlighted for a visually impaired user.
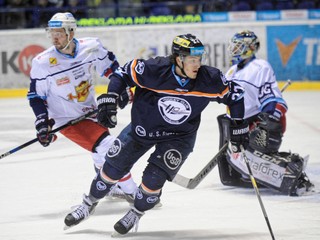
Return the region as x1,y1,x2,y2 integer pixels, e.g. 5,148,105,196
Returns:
109,56,244,142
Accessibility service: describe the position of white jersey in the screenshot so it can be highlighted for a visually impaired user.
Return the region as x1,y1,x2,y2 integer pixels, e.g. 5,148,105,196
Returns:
225,58,287,119
29,37,113,127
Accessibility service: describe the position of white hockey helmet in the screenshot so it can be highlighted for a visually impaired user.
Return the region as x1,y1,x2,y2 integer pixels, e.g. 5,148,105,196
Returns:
47,12,77,36
228,30,260,66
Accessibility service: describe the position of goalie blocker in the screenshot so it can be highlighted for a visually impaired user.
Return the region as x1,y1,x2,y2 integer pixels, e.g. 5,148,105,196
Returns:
217,114,314,196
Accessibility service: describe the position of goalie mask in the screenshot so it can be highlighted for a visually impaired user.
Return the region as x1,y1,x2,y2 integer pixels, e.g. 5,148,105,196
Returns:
228,30,260,67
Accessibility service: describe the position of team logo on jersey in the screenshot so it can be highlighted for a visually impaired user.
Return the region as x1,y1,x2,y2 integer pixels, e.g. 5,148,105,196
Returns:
158,97,191,125
135,61,145,75
163,149,182,170
49,57,57,65
135,125,146,137
56,76,70,86
106,138,121,158
67,81,91,102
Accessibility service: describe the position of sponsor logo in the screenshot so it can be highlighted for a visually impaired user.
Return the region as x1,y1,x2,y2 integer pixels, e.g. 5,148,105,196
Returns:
96,181,107,191
158,97,191,125
136,188,143,199
135,125,146,137
49,57,57,65
18,45,46,76
72,67,86,80
56,76,70,86
67,80,91,102
97,97,116,105
258,83,275,103
275,36,301,67
107,138,121,157
147,196,159,204
164,149,182,170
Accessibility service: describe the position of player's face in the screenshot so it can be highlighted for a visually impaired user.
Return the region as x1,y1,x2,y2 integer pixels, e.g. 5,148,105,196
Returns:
47,28,69,50
181,56,201,79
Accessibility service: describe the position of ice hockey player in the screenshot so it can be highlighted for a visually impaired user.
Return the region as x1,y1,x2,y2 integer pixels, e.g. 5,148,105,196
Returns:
217,30,314,196
63,33,249,236
27,12,137,206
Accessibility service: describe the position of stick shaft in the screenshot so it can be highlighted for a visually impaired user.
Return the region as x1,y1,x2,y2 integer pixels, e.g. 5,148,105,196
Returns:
0,110,97,160
240,145,276,240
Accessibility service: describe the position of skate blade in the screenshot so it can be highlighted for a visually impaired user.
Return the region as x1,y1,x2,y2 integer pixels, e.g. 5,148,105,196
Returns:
111,230,126,238
63,225,72,231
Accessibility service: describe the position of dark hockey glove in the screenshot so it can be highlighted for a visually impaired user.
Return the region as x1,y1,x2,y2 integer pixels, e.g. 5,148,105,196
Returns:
118,87,134,109
249,112,283,153
229,120,249,153
35,116,57,147
97,93,118,128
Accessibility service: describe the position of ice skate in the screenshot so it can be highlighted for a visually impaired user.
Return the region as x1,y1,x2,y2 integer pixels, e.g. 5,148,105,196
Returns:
290,172,315,196
111,207,144,237
64,194,98,229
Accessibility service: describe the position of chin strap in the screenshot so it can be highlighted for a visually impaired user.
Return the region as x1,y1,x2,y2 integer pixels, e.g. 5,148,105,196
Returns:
177,62,188,77
61,35,73,51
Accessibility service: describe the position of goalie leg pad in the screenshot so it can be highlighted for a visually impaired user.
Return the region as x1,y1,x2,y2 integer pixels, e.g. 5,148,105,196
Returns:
217,114,231,149
217,115,248,186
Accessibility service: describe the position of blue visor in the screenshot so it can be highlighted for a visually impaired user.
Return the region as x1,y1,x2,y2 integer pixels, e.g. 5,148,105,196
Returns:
190,47,205,56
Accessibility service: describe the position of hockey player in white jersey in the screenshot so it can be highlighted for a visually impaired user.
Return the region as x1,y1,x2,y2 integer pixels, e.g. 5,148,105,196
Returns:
27,12,137,220
217,30,314,196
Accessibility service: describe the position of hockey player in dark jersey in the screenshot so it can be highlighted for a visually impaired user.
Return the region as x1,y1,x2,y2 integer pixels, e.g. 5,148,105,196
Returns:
63,33,249,235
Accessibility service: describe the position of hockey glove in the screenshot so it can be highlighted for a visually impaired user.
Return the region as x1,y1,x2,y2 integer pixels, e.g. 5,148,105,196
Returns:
35,116,57,147
97,93,118,128
229,120,249,153
118,87,134,109
104,51,120,78
249,113,283,153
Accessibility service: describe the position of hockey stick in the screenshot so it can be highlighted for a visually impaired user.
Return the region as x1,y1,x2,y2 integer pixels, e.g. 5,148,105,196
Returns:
240,145,276,240
281,79,291,93
0,110,98,160
172,142,228,189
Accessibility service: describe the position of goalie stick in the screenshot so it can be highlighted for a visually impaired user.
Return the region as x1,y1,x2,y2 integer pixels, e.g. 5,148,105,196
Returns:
172,80,292,189
172,142,228,189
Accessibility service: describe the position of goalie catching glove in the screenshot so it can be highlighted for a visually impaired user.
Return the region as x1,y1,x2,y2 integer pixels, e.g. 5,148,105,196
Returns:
35,115,57,147
97,93,118,128
249,112,283,154
229,120,249,153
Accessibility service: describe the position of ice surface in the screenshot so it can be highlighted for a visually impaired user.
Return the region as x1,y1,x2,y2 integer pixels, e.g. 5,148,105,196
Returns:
0,91,319,240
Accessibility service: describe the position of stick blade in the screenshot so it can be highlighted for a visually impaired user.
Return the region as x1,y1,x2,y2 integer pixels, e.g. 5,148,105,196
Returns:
172,174,193,189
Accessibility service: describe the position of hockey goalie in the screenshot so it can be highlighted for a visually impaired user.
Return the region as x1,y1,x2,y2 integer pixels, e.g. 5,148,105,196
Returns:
217,30,314,197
